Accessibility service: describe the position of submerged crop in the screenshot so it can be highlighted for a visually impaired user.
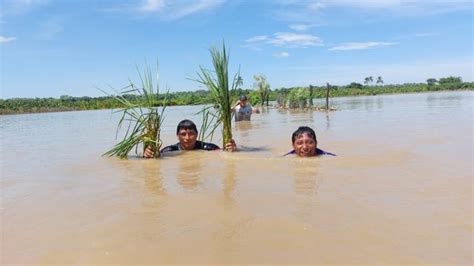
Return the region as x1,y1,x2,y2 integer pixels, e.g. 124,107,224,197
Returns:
102,62,167,159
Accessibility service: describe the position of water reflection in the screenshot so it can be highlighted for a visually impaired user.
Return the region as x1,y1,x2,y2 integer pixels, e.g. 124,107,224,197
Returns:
2,91,472,264
376,96,384,109
289,110,315,124
258,106,270,114
234,121,253,138
141,161,166,195
216,159,240,258
234,120,269,152
426,93,463,109
293,160,320,196
292,160,321,226
222,160,236,206
339,96,384,111
110,158,166,195
177,153,203,191
325,113,331,130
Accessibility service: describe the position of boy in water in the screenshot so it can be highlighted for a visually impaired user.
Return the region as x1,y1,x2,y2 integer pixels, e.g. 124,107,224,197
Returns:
231,95,260,122
285,126,335,157
143,119,236,158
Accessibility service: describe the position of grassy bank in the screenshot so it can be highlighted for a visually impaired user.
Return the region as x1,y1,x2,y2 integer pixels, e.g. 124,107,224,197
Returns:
1,82,472,115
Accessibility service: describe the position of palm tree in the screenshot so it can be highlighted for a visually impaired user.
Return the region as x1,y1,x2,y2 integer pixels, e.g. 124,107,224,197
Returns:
376,76,383,85
364,76,374,86
364,77,370,85
233,75,244,100
236,75,243,89
426,78,437,88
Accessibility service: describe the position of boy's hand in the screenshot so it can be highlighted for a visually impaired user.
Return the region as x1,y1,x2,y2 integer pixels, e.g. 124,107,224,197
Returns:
231,100,240,112
143,146,155,158
224,139,237,152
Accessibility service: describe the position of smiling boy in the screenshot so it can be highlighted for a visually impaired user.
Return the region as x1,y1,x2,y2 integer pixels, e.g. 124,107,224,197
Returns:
285,126,335,157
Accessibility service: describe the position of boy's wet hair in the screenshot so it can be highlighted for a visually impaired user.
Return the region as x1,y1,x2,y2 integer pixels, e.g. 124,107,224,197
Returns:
176,119,198,135
292,126,317,143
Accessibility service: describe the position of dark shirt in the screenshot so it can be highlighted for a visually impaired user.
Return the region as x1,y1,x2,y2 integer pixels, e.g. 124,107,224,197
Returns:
160,141,220,153
284,148,336,157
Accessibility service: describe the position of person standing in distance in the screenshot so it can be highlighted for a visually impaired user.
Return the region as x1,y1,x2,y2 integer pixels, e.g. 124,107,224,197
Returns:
231,95,260,122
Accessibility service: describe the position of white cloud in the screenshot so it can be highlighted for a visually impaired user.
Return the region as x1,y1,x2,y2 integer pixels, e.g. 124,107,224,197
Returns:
138,0,166,12
308,2,325,10
393,32,440,40
246,35,269,42
108,0,226,20
245,32,323,49
0,36,16,44
273,51,290,58
173,0,226,19
270,32,323,47
329,42,396,51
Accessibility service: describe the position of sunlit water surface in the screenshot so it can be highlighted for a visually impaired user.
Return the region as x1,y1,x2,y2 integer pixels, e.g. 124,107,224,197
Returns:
1,91,472,264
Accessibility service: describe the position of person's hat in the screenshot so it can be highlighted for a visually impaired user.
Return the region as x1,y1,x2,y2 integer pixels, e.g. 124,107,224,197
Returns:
239,95,248,101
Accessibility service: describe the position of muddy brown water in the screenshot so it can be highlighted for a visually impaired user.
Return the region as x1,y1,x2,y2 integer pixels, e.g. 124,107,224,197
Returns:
1,91,472,264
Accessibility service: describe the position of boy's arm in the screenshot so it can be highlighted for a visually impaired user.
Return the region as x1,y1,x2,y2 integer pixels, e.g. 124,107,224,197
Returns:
252,106,260,113
230,100,240,112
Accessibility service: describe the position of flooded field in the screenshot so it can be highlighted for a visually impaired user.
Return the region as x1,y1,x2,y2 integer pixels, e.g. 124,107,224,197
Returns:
1,91,472,264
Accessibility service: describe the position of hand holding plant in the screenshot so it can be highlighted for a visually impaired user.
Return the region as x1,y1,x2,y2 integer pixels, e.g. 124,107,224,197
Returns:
194,42,239,151
102,62,167,159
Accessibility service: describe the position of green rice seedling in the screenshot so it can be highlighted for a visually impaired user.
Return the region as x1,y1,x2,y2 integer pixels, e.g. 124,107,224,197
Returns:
194,42,238,150
102,63,167,159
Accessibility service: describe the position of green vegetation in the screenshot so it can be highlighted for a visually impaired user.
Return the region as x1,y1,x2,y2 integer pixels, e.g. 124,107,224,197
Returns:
102,64,167,159
274,76,472,108
194,43,236,150
253,74,270,106
286,87,310,108
1,76,472,115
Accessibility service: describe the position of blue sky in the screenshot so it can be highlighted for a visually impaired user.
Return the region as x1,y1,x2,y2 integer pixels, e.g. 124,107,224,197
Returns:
1,0,472,98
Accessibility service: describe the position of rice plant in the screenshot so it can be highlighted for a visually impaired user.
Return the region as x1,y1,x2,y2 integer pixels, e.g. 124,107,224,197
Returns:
194,42,238,150
102,63,167,159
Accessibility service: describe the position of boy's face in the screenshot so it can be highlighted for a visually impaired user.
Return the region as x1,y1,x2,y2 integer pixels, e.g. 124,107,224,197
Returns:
292,133,317,157
177,129,197,150
239,99,248,107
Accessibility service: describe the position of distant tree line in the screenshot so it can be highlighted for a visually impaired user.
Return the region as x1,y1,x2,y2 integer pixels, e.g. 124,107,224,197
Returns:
1,76,472,115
